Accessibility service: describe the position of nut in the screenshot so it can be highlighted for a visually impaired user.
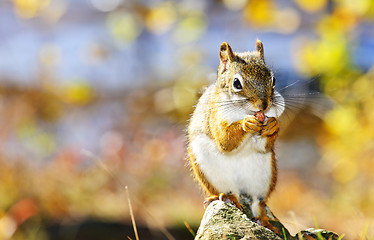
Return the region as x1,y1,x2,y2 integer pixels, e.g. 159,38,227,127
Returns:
254,111,266,122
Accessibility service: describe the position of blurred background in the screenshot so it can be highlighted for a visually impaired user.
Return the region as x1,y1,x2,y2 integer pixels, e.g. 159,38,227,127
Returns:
0,0,374,239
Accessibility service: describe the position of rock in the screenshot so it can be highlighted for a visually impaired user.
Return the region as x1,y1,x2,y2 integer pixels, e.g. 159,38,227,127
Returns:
195,201,282,240
194,200,341,240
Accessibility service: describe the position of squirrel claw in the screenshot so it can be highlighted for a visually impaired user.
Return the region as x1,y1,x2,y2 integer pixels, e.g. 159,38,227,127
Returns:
204,193,242,209
203,196,219,208
203,200,211,209
254,217,282,235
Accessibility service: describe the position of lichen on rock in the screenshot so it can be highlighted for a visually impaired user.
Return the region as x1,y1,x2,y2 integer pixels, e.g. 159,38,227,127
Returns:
194,200,341,240
195,201,282,240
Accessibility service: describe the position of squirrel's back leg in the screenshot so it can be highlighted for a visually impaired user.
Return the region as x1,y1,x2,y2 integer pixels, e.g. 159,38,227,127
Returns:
188,148,241,208
188,148,218,195
253,199,281,235
204,193,242,209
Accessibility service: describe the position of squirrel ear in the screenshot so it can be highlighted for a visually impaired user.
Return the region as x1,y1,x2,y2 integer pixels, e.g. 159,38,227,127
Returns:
219,42,234,63
255,39,264,61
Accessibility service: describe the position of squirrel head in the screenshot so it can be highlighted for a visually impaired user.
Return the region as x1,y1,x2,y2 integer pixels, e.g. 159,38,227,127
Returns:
217,40,276,112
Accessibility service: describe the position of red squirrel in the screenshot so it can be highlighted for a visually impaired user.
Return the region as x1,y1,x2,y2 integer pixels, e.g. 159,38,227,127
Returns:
187,40,285,233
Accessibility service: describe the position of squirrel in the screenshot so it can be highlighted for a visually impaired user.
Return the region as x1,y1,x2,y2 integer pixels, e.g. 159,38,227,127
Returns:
187,40,285,233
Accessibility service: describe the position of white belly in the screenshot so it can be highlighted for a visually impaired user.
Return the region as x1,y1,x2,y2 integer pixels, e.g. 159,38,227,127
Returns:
191,134,272,199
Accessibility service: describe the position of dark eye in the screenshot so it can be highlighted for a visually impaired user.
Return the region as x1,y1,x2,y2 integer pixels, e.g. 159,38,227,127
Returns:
272,77,276,87
233,78,243,90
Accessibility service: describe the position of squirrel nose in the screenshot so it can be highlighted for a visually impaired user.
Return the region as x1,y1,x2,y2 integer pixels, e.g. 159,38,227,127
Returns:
262,101,268,111
255,99,269,111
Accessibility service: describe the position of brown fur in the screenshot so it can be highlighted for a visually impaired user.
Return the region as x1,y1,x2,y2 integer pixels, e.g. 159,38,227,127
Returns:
187,146,219,196
209,91,249,152
187,40,280,233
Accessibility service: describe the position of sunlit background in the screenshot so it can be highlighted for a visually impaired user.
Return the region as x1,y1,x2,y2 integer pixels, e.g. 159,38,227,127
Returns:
0,0,374,239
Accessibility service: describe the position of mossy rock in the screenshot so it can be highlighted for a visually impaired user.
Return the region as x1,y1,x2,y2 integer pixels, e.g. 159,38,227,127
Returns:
195,201,282,240
194,200,341,240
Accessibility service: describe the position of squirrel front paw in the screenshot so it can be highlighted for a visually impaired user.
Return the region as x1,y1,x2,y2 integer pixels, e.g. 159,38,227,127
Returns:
261,117,279,136
242,115,262,133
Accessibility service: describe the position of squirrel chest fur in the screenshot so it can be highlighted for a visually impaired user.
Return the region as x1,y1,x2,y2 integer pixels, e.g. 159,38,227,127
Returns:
187,40,285,231
190,84,273,199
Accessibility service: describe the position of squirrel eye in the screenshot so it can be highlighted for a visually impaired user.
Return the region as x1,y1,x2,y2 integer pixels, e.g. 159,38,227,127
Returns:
272,76,276,87
233,78,243,91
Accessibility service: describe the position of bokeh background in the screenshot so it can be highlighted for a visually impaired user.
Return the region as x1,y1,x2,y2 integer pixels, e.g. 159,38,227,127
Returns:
1,0,374,239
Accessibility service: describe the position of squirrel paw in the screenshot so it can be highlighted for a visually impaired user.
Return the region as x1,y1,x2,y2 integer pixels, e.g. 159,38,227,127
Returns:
204,193,242,209
203,195,220,208
254,217,282,235
242,115,262,133
261,117,279,136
